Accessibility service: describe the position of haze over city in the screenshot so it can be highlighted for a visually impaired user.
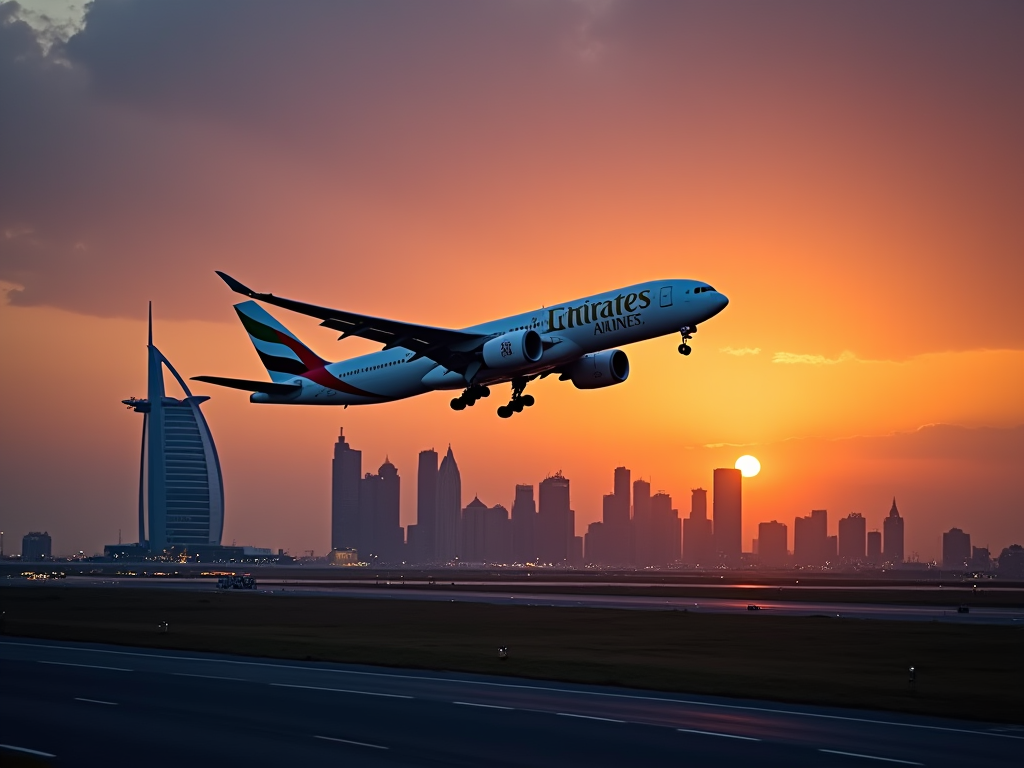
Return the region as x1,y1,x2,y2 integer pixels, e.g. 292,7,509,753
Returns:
1,0,1022,561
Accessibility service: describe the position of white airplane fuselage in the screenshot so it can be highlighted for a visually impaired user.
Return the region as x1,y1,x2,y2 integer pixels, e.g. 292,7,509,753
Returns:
249,279,727,406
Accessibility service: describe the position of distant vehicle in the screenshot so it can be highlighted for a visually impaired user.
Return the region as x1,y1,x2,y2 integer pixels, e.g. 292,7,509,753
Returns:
747,604,761,611
957,605,970,614
217,575,257,590
195,272,729,418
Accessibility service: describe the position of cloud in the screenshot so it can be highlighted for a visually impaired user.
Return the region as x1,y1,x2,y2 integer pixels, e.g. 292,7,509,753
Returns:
720,346,761,356
772,350,858,365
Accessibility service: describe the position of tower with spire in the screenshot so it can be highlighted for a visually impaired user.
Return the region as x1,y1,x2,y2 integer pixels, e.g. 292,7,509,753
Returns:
123,304,224,552
435,446,462,561
883,497,904,564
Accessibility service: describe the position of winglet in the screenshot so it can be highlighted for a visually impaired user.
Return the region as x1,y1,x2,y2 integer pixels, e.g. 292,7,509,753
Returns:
216,271,258,298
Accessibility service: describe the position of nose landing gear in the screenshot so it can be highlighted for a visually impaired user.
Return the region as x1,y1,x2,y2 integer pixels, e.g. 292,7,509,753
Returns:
497,378,535,418
450,384,490,411
678,325,696,356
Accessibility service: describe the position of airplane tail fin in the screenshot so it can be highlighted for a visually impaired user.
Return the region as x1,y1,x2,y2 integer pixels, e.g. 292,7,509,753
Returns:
234,300,328,383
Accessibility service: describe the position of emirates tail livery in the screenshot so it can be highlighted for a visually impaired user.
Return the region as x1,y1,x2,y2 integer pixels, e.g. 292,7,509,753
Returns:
193,272,728,418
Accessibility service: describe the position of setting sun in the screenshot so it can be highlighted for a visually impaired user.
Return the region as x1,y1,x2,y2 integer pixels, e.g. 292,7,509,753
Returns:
735,455,761,478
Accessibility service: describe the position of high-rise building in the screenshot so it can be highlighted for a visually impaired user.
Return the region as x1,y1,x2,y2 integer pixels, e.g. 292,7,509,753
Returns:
463,499,512,563
123,305,223,552
537,472,573,564
838,513,866,561
758,521,788,567
600,467,632,564
650,491,681,565
867,530,882,564
632,478,653,566
331,429,362,552
883,498,904,564
435,446,462,561
511,484,536,563
794,509,828,566
713,468,742,563
358,471,379,558
942,528,971,570
584,521,606,565
415,449,438,562
373,458,403,562
683,488,713,566
22,531,51,561
970,546,991,571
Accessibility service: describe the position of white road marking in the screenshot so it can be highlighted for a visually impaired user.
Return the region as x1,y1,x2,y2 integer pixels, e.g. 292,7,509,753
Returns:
74,698,118,706
38,660,132,672
0,744,57,758
314,735,388,750
677,728,760,741
453,701,514,710
272,683,412,699
557,712,625,723
6,641,1020,742
819,749,924,765
173,672,246,682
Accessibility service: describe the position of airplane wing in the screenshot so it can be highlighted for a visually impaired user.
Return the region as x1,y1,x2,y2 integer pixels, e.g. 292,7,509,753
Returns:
216,272,489,373
190,375,301,395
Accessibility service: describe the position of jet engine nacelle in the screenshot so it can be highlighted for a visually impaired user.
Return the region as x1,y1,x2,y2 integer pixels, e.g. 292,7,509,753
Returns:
482,329,543,370
568,349,629,390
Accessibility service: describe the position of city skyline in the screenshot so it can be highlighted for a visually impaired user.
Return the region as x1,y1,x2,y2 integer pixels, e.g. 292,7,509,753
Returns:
2,2,1022,560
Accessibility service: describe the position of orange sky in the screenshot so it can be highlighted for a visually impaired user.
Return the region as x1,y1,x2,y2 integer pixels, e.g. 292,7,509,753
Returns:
1,1,1022,559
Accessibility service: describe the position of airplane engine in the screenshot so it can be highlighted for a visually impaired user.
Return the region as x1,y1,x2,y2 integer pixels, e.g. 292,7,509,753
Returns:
482,329,543,370
568,349,629,389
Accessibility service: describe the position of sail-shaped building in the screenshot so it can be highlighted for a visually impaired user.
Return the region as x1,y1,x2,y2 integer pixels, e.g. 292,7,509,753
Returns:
123,306,224,552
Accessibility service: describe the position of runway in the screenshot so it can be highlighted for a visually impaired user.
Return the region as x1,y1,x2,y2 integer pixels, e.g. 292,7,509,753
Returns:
18,576,1023,624
1,639,1020,767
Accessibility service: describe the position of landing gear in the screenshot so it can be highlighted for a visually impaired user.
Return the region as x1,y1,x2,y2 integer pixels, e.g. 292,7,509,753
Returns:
678,325,696,356
497,378,535,418
450,384,490,411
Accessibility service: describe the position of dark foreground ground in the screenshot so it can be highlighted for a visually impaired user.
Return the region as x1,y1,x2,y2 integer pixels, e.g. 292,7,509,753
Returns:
1,586,1020,724
3,639,1022,768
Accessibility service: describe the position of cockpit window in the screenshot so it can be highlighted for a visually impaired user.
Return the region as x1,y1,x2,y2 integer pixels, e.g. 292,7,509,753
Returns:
694,286,716,294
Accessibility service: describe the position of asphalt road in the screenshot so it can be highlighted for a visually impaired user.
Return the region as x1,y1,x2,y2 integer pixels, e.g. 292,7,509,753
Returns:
1,639,1020,767
14,577,1023,624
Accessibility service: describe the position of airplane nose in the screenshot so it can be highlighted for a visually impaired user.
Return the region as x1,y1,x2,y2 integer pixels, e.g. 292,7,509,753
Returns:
715,292,729,312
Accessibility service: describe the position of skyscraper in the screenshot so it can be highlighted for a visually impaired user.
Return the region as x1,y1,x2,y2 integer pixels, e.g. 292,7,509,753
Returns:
602,467,632,564
331,428,362,552
374,458,403,562
435,446,462,561
867,530,882,564
632,478,653,566
942,528,971,570
650,491,681,565
838,513,866,561
713,468,742,563
757,521,788,567
683,488,713,565
416,449,438,562
22,532,51,561
123,305,223,552
538,472,573,564
511,484,536,563
883,498,904,564
794,509,828,566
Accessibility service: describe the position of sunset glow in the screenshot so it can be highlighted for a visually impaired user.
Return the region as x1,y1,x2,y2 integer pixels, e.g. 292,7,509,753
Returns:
735,456,761,479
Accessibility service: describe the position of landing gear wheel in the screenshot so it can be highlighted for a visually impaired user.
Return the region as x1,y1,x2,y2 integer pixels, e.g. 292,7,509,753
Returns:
512,399,525,413
479,386,490,397
450,398,467,411
522,394,535,407
678,344,692,356
497,405,513,419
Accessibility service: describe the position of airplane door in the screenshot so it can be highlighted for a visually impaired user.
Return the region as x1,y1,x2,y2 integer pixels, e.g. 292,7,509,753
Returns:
660,285,673,307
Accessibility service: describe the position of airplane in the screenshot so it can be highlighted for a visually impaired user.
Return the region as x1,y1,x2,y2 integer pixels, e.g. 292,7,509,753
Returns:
193,272,729,418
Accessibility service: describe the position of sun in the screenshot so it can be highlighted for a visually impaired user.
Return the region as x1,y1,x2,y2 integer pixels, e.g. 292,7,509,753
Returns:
735,455,761,478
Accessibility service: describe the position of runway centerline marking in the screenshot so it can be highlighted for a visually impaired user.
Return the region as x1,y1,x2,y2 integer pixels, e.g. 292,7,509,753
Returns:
38,660,132,672
173,672,247,682
0,745,57,758
6,640,1021,741
677,728,760,741
819,749,923,765
453,701,514,710
314,735,388,750
272,683,413,699
557,712,625,723
74,698,118,706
